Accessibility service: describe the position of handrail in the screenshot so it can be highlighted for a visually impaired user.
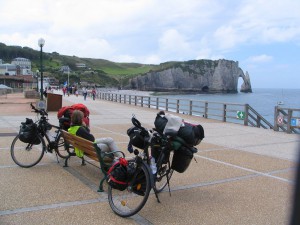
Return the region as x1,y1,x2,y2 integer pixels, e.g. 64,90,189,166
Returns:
246,104,274,129
97,92,299,134
274,106,300,134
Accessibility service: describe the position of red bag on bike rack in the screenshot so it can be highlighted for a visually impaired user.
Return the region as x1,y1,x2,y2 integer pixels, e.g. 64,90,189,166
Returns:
107,158,130,191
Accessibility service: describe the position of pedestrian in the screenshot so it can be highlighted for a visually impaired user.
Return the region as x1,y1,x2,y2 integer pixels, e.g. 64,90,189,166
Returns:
62,87,67,96
82,87,87,100
92,87,96,100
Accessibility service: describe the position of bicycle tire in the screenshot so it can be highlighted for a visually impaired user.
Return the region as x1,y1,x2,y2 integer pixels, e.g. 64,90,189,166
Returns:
108,160,151,217
10,134,45,168
54,132,72,159
154,151,174,193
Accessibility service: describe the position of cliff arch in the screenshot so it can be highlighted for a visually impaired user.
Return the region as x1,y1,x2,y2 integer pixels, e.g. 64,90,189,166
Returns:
239,71,252,93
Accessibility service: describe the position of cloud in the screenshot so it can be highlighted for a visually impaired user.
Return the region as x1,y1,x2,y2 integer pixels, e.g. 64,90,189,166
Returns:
247,54,273,63
0,0,299,65
159,29,190,53
213,25,247,50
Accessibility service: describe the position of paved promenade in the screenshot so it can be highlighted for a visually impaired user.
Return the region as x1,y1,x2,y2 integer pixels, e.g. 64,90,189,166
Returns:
0,92,299,225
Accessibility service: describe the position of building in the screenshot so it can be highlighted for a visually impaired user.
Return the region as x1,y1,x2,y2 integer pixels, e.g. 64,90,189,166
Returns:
0,64,17,75
60,65,71,74
11,57,32,75
75,63,86,68
37,77,59,90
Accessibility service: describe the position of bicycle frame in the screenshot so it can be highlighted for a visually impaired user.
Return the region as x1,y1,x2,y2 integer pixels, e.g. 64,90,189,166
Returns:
29,103,70,158
107,115,176,217
128,118,174,199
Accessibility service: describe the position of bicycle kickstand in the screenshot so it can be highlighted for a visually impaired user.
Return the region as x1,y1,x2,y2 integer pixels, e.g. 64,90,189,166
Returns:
154,189,161,203
54,152,60,163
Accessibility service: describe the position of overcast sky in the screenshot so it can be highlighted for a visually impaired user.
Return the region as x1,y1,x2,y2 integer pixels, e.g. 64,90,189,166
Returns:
0,0,299,88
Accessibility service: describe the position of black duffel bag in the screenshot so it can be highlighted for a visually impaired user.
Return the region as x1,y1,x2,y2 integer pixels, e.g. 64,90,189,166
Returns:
154,111,205,146
19,118,41,145
177,123,204,146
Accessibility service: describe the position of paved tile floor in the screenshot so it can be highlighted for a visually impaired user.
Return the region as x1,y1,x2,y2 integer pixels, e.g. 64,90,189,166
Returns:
0,92,299,225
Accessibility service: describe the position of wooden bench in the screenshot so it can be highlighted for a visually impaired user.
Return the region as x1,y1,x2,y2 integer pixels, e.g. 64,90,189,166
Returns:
61,130,124,192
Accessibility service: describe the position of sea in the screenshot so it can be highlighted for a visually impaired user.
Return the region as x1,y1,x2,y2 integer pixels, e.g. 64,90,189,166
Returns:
154,88,300,124
99,88,300,124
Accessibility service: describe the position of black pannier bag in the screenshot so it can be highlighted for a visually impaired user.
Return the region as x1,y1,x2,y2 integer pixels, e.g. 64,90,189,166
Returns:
106,158,137,191
107,158,129,191
154,112,205,146
19,118,41,145
171,145,197,173
127,126,149,149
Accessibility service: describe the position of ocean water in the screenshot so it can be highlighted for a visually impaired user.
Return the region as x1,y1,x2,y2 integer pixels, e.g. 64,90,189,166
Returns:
156,88,300,124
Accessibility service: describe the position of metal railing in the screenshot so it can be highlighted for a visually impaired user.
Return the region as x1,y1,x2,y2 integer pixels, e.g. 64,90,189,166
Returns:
96,92,299,134
274,106,300,134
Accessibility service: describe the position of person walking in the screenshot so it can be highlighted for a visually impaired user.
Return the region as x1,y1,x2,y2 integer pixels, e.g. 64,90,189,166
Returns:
91,87,96,100
62,86,67,96
82,87,87,100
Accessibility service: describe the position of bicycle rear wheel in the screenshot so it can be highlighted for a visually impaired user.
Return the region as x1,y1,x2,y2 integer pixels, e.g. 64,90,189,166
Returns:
10,134,45,168
107,160,151,217
154,151,174,193
54,132,72,159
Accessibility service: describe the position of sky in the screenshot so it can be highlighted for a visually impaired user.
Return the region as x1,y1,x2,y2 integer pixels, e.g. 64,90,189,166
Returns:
0,0,299,89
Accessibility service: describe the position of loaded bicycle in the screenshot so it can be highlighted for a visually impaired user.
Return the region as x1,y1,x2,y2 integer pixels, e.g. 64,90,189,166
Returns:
106,113,204,217
10,103,72,168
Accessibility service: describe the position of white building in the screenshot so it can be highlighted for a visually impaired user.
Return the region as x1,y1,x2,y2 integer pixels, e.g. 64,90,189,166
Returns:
0,64,17,75
60,65,71,74
75,63,86,68
11,57,32,75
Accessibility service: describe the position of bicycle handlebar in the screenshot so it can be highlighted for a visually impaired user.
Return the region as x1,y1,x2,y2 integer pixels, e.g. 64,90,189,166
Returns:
131,115,150,137
30,103,48,116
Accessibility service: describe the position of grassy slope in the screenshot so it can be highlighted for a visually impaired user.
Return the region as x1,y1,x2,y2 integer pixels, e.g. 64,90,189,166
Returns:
0,43,195,86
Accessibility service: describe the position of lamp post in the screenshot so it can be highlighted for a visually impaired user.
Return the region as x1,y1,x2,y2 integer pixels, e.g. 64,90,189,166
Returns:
38,38,45,100
35,70,39,91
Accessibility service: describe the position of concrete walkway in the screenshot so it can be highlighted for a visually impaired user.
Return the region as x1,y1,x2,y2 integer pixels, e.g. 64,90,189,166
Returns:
0,92,299,225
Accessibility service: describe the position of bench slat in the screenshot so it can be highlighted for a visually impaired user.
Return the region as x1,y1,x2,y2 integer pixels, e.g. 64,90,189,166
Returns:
61,130,114,192
62,131,97,158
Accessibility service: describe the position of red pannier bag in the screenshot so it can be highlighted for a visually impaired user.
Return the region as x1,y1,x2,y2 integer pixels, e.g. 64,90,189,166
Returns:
57,103,90,130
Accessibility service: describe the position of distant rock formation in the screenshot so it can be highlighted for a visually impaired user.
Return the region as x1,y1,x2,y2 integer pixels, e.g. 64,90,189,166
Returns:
128,59,252,93
240,71,252,93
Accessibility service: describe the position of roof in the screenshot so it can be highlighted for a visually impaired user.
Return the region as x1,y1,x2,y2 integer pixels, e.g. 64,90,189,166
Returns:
0,84,12,89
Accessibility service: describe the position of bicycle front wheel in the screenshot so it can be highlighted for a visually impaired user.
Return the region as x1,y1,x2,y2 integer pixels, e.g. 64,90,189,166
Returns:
10,134,45,168
154,151,174,193
108,160,151,217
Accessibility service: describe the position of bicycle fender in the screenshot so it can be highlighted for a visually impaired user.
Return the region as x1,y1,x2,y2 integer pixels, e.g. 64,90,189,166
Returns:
142,161,155,188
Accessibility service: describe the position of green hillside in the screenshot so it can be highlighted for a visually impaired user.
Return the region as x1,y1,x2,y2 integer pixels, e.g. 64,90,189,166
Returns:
0,42,158,87
0,42,208,88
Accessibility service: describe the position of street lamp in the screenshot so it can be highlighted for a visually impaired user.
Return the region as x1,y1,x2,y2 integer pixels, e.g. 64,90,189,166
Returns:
35,70,39,91
38,38,45,100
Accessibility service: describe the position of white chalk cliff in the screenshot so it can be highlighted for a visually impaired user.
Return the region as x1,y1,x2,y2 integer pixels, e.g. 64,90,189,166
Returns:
129,59,252,93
